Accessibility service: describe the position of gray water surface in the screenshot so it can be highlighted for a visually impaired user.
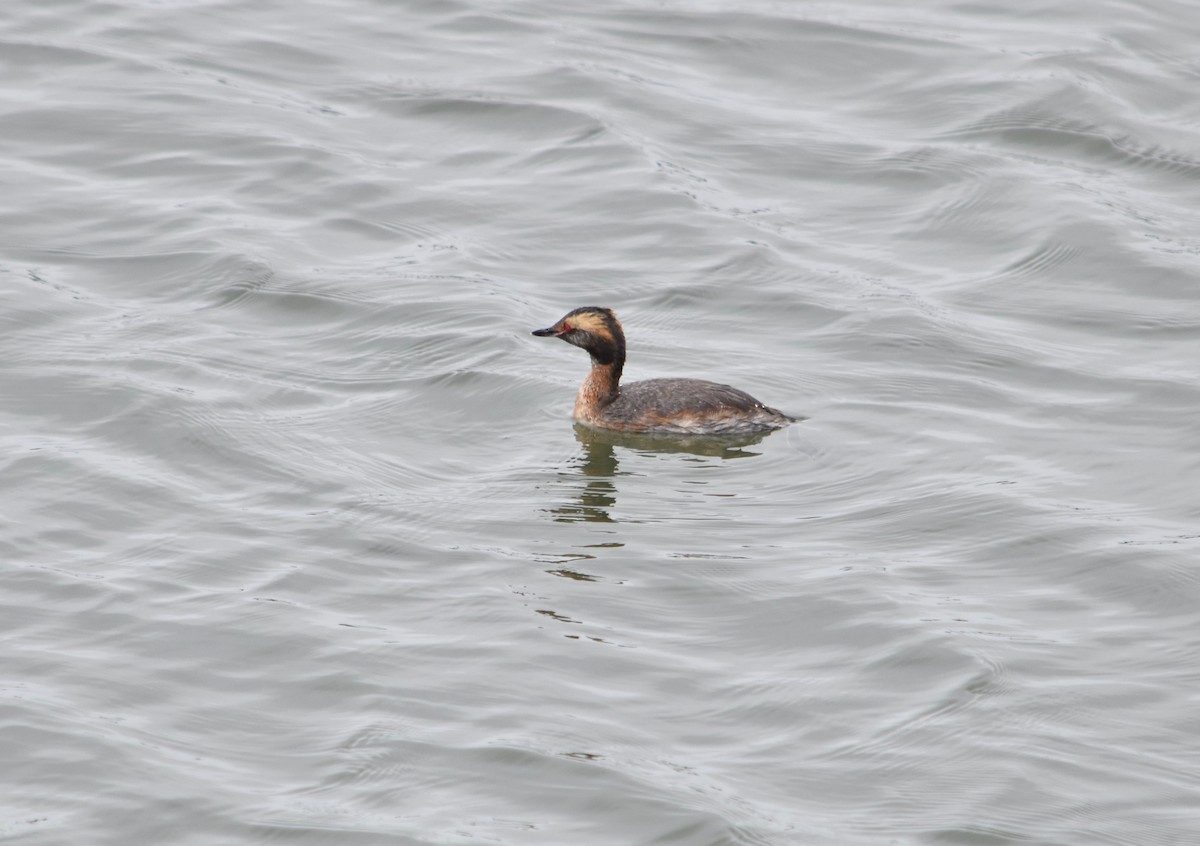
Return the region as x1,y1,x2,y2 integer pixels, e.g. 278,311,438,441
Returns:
2,1,1199,844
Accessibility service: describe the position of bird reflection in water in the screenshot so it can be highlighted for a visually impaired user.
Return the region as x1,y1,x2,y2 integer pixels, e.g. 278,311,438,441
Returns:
545,422,775,525
534,423,788,641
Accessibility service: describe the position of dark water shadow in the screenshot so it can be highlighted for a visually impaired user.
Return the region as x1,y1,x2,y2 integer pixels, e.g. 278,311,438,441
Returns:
545,423,785,524
573,422,778,459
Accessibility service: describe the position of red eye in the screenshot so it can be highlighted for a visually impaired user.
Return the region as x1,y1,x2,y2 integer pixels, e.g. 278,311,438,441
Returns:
561,323,573,332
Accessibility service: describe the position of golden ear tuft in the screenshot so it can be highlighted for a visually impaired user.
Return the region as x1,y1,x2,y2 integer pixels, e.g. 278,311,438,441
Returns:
570,311,613,340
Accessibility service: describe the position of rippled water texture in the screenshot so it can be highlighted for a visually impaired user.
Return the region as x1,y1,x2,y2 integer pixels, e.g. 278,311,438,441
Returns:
2,1,1199,844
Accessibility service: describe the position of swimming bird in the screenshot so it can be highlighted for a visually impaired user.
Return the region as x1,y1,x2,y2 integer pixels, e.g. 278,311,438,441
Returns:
532,307,794,435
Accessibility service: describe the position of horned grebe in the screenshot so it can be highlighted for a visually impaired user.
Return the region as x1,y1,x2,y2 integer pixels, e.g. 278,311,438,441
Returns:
532,307,795,435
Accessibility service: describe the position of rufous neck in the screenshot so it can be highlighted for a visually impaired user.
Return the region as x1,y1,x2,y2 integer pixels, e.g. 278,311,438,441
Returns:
585,360,620,404
575,361,621,421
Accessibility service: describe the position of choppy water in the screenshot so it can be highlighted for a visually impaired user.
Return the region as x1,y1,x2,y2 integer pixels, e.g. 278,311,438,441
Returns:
3,1,1199,844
